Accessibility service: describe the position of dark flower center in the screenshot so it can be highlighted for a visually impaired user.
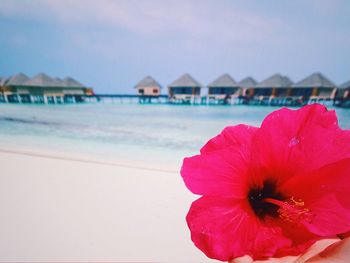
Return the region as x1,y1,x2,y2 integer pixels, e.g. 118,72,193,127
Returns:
248,180,285,219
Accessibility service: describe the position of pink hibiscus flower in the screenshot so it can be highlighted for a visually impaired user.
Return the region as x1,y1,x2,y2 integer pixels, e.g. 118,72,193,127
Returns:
181,104,350,261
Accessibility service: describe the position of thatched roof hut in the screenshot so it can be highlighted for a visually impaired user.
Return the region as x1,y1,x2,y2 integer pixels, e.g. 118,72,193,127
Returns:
238,77,257,97
135,75,162,96
0,72,90,103
60,76,86,95
256,74,293,88
336,80,350,100
207,73,240,95
21,73,87,95
208,73,237,88
293,72,335,88
169,73,202,88
62,76,85,88
339,80,350,89
5,73,30,87
24,73,62,87
1,73,30,96
207,74,241,104
168,73,202,97
292,72,336,99
238,77,257,89
254,74,293,97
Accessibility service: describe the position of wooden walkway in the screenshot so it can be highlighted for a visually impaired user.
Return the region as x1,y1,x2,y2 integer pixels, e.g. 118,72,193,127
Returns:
0,93,349,108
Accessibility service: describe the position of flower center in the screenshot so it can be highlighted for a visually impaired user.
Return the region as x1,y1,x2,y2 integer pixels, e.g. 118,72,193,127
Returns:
248,180,284,219
248,180,314,224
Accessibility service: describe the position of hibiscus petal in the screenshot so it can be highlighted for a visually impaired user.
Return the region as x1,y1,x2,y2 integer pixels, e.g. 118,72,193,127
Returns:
200,124,258,154
281,159,350,236
274,219,320,257
181,147,250,198
181,124,256,198
186,196,292,261
252,104,350,181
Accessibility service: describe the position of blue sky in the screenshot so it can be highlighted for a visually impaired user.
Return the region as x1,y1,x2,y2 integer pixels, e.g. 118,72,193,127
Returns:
0,0,349,93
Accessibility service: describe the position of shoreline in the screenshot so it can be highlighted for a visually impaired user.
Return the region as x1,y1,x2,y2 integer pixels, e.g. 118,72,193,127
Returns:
0,146,178,174
0,142,180,174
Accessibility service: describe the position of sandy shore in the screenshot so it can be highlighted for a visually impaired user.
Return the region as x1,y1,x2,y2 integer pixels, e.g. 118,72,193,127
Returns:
0,147,214,262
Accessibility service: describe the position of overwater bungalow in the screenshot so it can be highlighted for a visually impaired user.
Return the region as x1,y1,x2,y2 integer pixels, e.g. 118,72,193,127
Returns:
338,80,350,99
292,72,336,104
1,73,30,103
168,74,202,104
335,80,350,107
0,72,91,104
22,73,68,103
252,74,294,105
207,74,240,104
135,76,162,103
61,76,89,102
238,77,257,99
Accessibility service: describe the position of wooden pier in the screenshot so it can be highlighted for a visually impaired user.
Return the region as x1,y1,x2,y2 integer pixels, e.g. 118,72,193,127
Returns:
1,93,349,107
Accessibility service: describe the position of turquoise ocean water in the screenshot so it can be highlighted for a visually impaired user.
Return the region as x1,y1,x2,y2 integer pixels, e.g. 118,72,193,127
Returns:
0,103,349,168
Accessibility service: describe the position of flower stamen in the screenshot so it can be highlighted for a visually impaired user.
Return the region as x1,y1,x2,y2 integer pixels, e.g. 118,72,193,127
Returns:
263,197,314,224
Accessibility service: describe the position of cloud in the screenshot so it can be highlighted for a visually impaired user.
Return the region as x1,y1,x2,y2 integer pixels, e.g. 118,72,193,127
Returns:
0,0,279,45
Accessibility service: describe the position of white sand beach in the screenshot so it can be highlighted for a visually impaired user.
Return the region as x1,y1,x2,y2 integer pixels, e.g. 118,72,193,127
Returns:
0,104,348,262
0,146,214,262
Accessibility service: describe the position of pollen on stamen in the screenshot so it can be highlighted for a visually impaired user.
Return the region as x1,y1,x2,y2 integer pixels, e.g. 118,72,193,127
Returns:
278,197,314,224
